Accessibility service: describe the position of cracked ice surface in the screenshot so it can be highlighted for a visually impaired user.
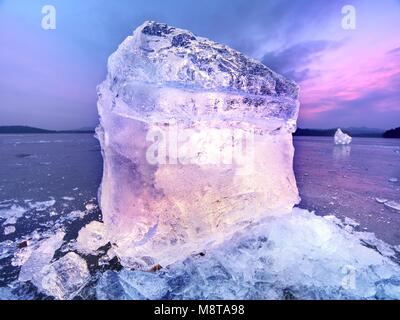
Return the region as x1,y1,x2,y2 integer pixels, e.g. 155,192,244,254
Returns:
97,21,300,268
96,208,400,300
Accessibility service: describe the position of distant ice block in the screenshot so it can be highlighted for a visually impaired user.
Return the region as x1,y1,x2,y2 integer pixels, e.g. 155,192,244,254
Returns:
97,21,300,269
334,128,352,145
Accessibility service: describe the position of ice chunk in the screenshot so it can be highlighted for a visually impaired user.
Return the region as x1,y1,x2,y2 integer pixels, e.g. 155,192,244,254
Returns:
40,252,90,300
0,240,15,260
344,217,359,228
0,205,27,226
3,226,16,235
85,202,97,211
375,198,388,204
118,269,169,300
97,21,300,268
96,208,400,300
96,270,131,300
12,245,33,267
334,128,352,145
18,230,65,288
76,221,108,255
28,199,56,211
62,197,75,201
97,269,169,300
384,201,400,212
62,210,86,222
388,178,398,183
0,287,16,300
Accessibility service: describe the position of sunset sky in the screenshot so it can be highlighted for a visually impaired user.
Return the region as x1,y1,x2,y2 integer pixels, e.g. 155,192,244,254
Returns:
0,0,399,130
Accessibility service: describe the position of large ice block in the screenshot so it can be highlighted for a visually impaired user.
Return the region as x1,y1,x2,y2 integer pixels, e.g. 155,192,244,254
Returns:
97,21,300,269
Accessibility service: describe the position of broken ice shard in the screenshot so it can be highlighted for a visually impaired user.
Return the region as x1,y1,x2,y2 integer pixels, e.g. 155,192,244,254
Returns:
334,128,352,145
97,21,300,269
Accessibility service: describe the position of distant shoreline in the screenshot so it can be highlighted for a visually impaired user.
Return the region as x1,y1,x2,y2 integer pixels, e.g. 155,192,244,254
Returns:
294,127,400,138
1,125,399,138
293,128,383,138
0,126,95,134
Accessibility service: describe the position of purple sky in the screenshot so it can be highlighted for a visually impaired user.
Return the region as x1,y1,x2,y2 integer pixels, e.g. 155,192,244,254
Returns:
0,0,399,130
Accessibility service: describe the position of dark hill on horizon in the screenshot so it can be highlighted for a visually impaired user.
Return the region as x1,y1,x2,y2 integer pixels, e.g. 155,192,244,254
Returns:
383,127,400,138
0,125,396,138
0,125,95,134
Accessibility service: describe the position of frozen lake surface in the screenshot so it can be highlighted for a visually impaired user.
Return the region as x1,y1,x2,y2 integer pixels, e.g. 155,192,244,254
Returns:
294,136,400,245
0,134,399,299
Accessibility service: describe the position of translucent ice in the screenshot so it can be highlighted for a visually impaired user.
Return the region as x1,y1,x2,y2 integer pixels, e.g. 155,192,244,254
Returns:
97,21,300,269
18,230,65,288
40,252,90,300
96,208,400,300
96,269,170,300
334,128,352,145
76,221,108,255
